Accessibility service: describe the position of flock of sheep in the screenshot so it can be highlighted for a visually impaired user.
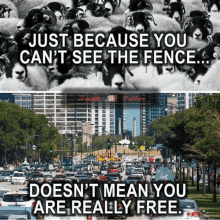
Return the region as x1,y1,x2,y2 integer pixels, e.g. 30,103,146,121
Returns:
0,0,220,91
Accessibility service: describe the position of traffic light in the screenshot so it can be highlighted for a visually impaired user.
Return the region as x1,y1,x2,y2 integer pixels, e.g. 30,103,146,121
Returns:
107,139,111,158
107,139,111,148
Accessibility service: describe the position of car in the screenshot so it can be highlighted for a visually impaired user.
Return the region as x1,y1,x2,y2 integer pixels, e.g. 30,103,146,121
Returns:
125,175,146,184
108,166,120,173
150,198,206,219
11,172,26,185
0,191,35,208
153,167,175,183
51,174,71,183
30,172,45,183
18,187,29,193
100,164,108,171
0,187,11,199
132,168,145,176
44,174,53,183
0,172,11,182
0,207,43,220
105,173,122,182
25,172,33,181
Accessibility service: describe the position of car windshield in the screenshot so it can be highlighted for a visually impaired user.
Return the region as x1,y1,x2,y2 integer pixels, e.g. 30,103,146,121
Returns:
19,188,28,191
45,175,52,178
32,173,43,177
133,169,143,173
155,168,174,181
3,194,30,202
55,175,66,178
179,201,195,209
13,173,24,177
1,173,10,176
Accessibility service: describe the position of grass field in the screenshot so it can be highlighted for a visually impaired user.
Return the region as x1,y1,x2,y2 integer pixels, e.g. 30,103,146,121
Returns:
187,181,220,219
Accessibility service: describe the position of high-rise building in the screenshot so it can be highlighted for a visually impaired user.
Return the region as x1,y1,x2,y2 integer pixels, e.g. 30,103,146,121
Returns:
0,93,14,103
14,93,34,109
142,94,168,133
32,93,119,136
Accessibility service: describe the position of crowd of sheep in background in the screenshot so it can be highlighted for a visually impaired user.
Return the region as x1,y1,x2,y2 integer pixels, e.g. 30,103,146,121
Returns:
0,0,220,91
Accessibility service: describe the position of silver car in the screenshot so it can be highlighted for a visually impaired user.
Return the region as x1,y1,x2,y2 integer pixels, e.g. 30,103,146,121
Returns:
0,172,11,182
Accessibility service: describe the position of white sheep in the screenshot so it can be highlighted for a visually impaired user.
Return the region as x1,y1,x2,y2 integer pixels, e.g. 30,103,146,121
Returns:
16,0,72,18
124,64,202,91
0,18,19,35
196,60,220,91
0,77,32,91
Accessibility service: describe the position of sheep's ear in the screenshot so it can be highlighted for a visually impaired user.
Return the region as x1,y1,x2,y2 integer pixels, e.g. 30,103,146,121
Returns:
207,35,213,43
181,3,185,14
124,15,134,27
0,54,10,65
182,19,191,31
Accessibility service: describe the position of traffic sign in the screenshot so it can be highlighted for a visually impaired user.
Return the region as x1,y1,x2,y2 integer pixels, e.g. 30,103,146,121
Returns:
182,162,187,168
32,145,37,150
140,146,145,151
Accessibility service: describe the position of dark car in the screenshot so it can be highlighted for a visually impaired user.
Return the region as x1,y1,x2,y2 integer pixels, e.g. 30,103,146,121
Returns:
144,167,152,175
100,164,108,171
105,173,121,183
125,175,146,184
126,166,133,175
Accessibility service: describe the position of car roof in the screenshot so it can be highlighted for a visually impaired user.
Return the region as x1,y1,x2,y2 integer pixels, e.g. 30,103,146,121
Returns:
4,191,29,195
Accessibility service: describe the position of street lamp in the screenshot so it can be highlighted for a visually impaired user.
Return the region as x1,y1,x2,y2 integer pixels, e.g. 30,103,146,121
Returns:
25,135,39,163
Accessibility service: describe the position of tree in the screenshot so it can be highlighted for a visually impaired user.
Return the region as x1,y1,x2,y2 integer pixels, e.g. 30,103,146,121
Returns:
183,94,220,202
0,102,61,164
131,134,154,151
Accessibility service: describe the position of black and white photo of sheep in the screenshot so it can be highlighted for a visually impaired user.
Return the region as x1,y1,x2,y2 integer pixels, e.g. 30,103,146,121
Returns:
1,0,220,91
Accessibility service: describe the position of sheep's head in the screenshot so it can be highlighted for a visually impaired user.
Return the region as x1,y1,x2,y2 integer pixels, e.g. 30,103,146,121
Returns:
183,17,213,40
124,10,157,33
162,2,185,22
207,0,220,12
17,9,57,31
47,2,68,20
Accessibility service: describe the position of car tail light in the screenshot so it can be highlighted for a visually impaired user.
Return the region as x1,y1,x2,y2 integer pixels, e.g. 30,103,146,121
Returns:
192,212,200,217
87,215,92,220
0,203,2,207
32,202,36,208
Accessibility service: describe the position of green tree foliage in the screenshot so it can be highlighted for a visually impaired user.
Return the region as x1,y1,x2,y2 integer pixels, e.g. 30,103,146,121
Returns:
131,134,154,151
0,102,61,164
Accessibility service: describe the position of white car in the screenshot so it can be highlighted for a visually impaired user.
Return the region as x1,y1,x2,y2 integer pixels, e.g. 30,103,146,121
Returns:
0,187,11,199
0,172,11,182
11,172,26,185
0,191,35,208
150,198,206,219
132,168,145,177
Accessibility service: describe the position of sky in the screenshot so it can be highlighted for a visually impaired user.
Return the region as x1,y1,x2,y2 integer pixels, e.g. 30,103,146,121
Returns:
125,103,141,136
